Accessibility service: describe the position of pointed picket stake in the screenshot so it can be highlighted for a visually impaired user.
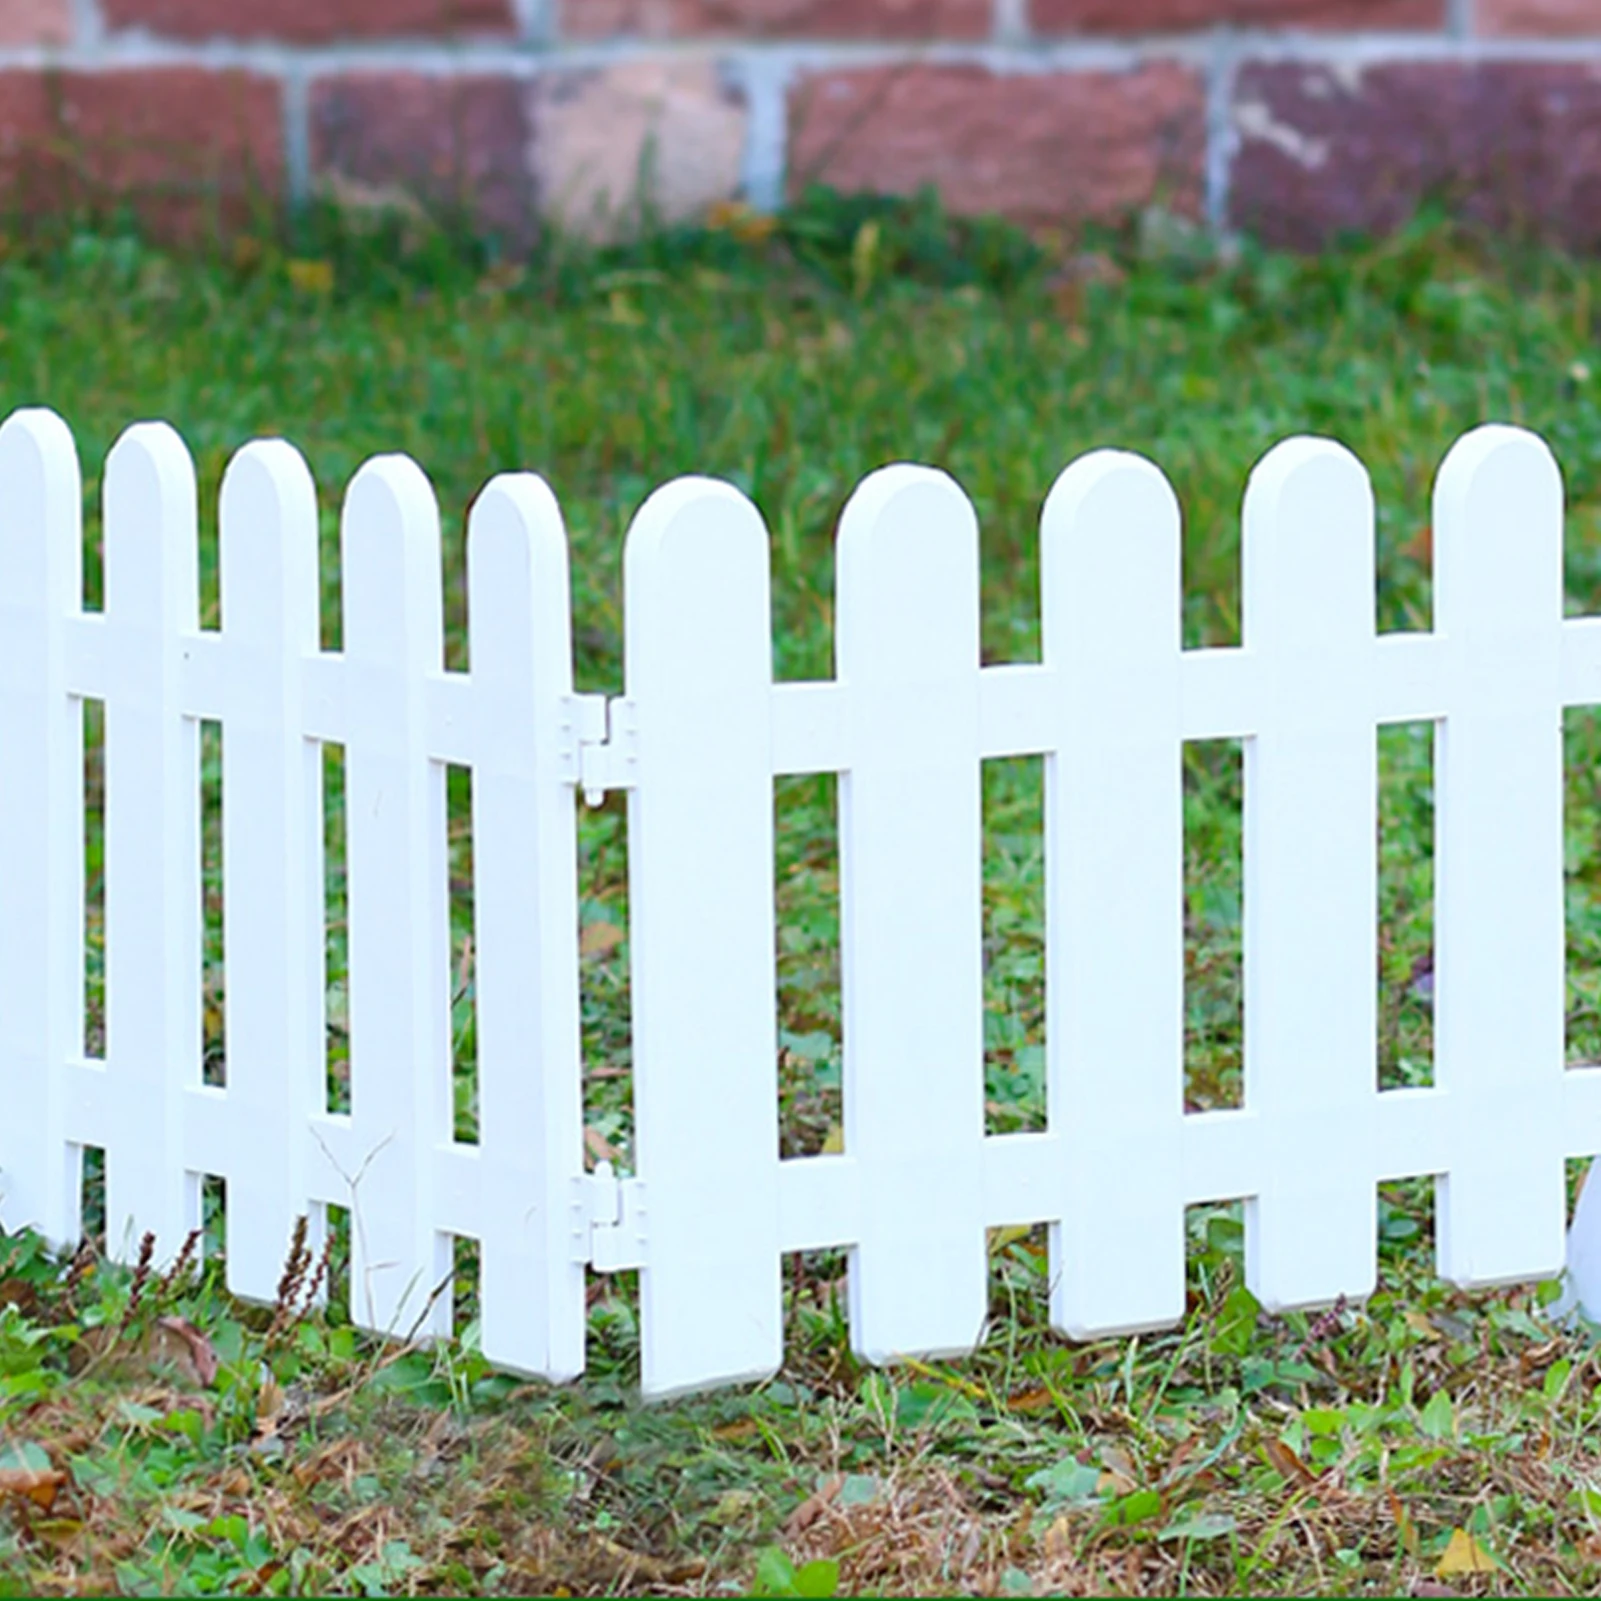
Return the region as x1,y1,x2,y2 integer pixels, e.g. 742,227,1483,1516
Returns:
339,456,453,1340
1432,425,1566,1286
0,409,83,1250
215,440,324,1302
625,477,781,1398
1041,450,1186,1337
467,474,588,1381
836,465,988,1364
1240,438,1380,1311
100,422,204,1263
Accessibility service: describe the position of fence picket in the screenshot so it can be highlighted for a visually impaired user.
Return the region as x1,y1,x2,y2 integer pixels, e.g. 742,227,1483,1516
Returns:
836,466,988,1363
1240,439,1380,1310
0,410,83,1249
99,423,204,1263
466,474,588,1381
1432,426,1567,1285
338,457,453,1340
625,477,781,1398
214,441,325,1303
1040,450,1186,1337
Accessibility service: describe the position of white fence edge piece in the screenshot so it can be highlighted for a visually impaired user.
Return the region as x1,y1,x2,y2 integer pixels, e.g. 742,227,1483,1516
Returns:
100,422,204,1264
1433,426,1567,1288
1240,437,1380,1311
0,409,84,1250
625,476,781,1399
338,456,453,1342
837,465,988,1365
215,439,324,1302
1040,448,1186,1338
467,473,589,1382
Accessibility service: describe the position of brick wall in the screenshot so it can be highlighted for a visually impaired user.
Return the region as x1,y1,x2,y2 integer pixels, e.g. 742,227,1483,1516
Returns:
5,0,1601,248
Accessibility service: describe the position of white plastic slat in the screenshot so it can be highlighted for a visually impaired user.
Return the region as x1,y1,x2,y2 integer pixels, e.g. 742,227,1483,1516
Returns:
338,456,453,1339
215,441,324,1301
0,410,83,1248
1432,426,1567,1286
625,478,781,1397
466,474,588,1382
837,466,987,1363
1041,450,1186,1337
771,680,846,775
99,425,205,1262
1240,438,1379,1311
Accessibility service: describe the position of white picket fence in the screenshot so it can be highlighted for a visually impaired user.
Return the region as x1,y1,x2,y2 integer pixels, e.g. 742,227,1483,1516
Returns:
3,405,1601,1398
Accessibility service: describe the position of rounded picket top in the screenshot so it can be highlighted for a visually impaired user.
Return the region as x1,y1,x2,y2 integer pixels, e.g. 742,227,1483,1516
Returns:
1432,423,1562,631
467,472,568,588
0,408,82,603
622,475,772,689
467,472,574,690
835,463,979,679
1242,435,1374,650
103,420,199,625
341,453,445,665
0,406,80,495
105,419,198,524
1040,449,1180,660
219,440,320,646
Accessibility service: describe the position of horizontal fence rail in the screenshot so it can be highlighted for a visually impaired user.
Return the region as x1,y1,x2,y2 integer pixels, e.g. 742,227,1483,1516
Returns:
1,405,1599,1398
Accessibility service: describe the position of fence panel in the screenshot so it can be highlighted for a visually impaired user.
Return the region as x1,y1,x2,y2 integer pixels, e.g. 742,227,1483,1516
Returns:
625,478,781,1398
4,402,1601,1396
1432,426,1567,1286
0,410,83,1250
1040,450,1186,1338
1240,439,1380,1310
836,466,988,1364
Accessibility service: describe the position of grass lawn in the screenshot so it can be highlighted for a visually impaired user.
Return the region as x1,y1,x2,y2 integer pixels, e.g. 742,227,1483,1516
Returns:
5,199,1601,1593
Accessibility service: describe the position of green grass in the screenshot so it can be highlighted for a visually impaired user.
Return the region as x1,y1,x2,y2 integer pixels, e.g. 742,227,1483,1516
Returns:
6,199,1601,1592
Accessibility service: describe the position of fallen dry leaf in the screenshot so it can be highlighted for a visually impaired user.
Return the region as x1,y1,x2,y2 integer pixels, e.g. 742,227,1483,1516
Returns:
153,1315,218,1386
1435,1526,1495,1576
0,1465,66,1509
580,921,625,958
584,1126,620,1164
785,1473,842,1538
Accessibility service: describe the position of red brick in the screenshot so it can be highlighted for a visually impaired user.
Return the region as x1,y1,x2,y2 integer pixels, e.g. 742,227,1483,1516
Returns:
0,68,283,239
1033,0,1442,26
0,0,74,46
101,0,515,43
310,73,536,249
786,63,1205,227
1229,61,1601,251
560,0,990,38
1476,0,1601,33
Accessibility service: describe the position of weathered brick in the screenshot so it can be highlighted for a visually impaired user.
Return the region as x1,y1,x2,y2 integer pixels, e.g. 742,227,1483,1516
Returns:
0,68,283,238
0,0,74,46
786,63,1205,227
310,74,536,249
102,0,515,43
1033,0,1442,27
560,0,990,38
1229,61,1601,251
530,60,748,240
1476,0,1601,33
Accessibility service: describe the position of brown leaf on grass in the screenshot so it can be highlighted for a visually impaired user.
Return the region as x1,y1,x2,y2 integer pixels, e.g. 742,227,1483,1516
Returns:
153,1315,218,1386
0,1465,66,1509
1435,1526,1495,1576
0,1277,42,1316
584,1126,620,1164
785,1473,843,1538
1263,1437,1319,1489
579,921,624,958
1006,1385,1055,1414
